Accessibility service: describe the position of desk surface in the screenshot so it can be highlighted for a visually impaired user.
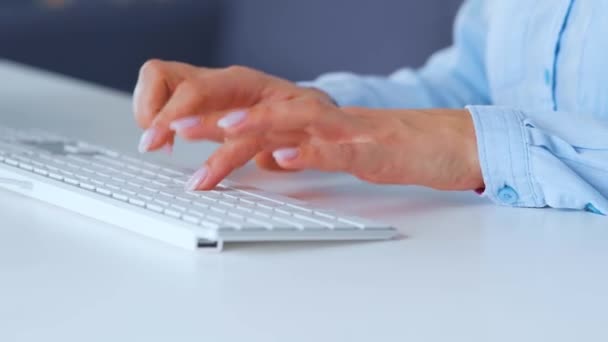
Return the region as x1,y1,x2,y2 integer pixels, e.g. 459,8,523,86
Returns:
1,60,607,342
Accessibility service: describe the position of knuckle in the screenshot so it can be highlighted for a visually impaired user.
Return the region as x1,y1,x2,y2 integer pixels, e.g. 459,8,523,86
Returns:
252,102,273,119
305,96,326,112
224,65,252,75
175,80,208,107
303,97,329,123
176,79,199,94
140,59,164,76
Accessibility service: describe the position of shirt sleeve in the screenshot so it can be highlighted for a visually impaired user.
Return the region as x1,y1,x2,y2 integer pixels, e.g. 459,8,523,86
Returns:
302,0,608,215
299,0,491,109
468,106,608,215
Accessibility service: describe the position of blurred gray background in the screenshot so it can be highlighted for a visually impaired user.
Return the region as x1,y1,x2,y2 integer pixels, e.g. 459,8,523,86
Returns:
0,0,463,91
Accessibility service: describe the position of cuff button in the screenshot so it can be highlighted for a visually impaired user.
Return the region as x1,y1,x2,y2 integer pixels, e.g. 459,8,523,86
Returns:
585,203,603,215
497,185,519,205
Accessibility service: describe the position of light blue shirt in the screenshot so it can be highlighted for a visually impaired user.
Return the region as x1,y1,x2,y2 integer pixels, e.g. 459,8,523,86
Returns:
302,0,608,215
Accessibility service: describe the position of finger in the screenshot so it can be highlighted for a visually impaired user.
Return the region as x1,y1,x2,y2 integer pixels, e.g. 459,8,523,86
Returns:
143,80,207,150
133,59,199,128
185,137,263,191
137,126,174,153
169,111,229,143
153,66,278,128
271,142,362,173
169,109,310,145
255,151,295,171
219,97,353,140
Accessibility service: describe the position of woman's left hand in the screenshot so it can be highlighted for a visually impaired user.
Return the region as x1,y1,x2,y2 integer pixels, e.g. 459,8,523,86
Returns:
183,95,485,192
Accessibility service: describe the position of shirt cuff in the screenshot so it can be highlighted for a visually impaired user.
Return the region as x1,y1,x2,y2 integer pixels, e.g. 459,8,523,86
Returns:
466,105,542,207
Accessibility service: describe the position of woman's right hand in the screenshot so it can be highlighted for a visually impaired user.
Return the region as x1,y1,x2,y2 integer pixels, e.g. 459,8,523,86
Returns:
132,60,334,171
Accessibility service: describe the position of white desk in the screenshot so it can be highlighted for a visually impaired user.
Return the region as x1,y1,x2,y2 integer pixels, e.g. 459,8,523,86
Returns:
0,60,607,342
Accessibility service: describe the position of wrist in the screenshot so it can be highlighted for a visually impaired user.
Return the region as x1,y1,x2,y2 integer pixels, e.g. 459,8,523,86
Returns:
460,109,485,190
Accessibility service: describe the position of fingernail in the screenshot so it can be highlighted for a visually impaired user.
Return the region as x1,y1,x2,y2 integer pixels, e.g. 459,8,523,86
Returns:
185,167,209,191
138,128,158,153
161,143,173,155
170,116,200,131
272,148,299,162
217,110,247,129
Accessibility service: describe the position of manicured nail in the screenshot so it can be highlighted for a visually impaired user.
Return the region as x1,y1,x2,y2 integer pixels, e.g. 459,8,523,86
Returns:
272,148,299,162
170,116,200,131
138,128,158,153
185,167,209,191
217,110,247,128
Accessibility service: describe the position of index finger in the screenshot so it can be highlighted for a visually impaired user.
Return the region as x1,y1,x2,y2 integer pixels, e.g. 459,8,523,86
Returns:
152,66,282,128
132,59,200,128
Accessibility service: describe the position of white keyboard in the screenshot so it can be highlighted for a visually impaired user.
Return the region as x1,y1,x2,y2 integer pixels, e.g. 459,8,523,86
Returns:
0,125,398,250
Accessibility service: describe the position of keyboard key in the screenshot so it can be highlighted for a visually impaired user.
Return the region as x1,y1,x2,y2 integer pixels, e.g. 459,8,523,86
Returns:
266,217,300,231
136,193,153,201
210,206,227,215
285,204,313,213
17,162,33,171
146,203,164,213
253,211,271,218
274,207,292,215
162,168,184,176
48,172,63,181
191,201,209,210
90,179,104,186
218,200,236,208
219,222,242,230
181,215,200,224
128,198,146,207
273,215,326,230
172,178,186,185
164,208,181,218
186,209,206,218
79,182,95,191
245,217,273,229
106,183,120,191
228,212,245,220
200,220,220,230
121,188,137,196
5,158,18,166
33,167,48,176
153,198,170,206
337,217,366,229
174,195,191,203
156,174,172,181
293,213,334,228
95,187,112,196
158,191,174,198
313,211,337,219
170,203,187,212
112,193,128,201
205,214,223,223
63,177,79,185
143,186,158,193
